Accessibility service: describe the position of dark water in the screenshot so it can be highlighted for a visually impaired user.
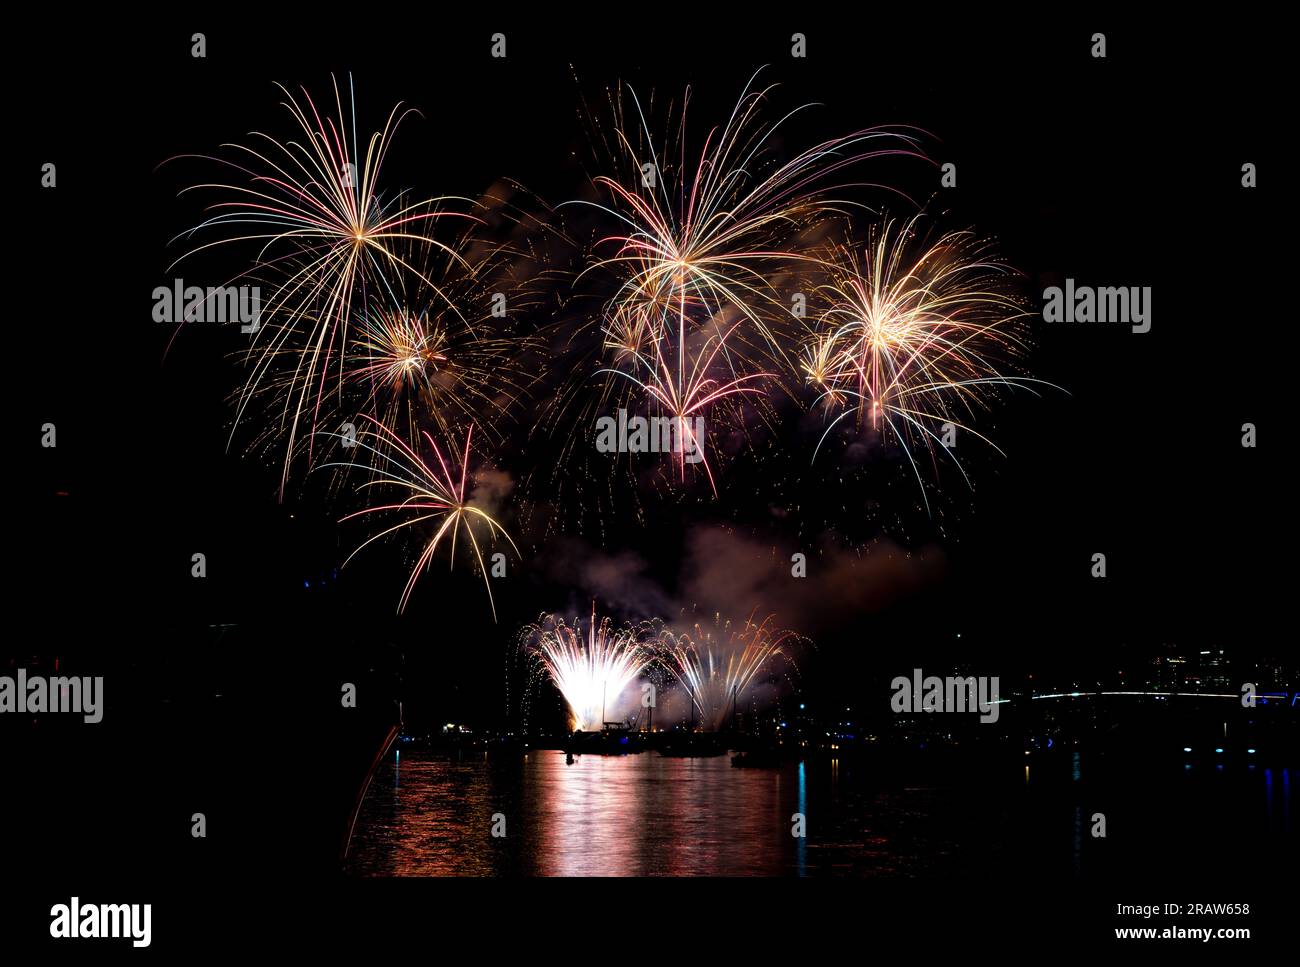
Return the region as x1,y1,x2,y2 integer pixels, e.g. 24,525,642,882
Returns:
345,746,1294,877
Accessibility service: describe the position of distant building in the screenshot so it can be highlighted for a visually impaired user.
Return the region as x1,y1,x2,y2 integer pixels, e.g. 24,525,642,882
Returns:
1150,653,1186,691
1198,649,1231,691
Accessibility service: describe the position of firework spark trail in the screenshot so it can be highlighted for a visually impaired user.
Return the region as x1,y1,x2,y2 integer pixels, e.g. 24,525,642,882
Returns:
598,319,772,493
574,68,930,367
165,74,478,493
201,203,539,507
353,307,448,389
329,306,447,460
324,416,518,620
801,215,1063,511
341,282,537,461
522,607,660,731
661,613,797,731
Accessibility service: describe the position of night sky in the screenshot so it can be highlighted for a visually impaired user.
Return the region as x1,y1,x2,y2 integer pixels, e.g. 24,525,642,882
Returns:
8,10,1288,949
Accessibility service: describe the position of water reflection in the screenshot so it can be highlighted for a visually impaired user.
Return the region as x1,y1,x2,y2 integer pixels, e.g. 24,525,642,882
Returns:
344,747,1294,877
346,748,973,876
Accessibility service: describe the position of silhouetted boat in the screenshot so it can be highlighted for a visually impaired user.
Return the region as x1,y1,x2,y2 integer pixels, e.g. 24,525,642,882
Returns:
564,726,642,755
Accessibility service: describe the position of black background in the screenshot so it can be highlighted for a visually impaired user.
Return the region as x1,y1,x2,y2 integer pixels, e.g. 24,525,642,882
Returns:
6,9,1289,952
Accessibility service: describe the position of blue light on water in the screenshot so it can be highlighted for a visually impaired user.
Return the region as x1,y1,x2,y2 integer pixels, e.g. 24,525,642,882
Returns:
796,760,807,876
1215,748,1224,754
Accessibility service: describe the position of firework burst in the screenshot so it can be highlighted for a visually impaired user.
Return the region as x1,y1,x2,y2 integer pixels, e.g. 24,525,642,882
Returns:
575,68,928,364
166,74,477,493
538,68,931,504
220,210,540,502
327,417,518,619
801,215,1061,510
521,607,660,731
598,319,771,493
354,306,448,389
338,232,540,460
661,612,798,731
